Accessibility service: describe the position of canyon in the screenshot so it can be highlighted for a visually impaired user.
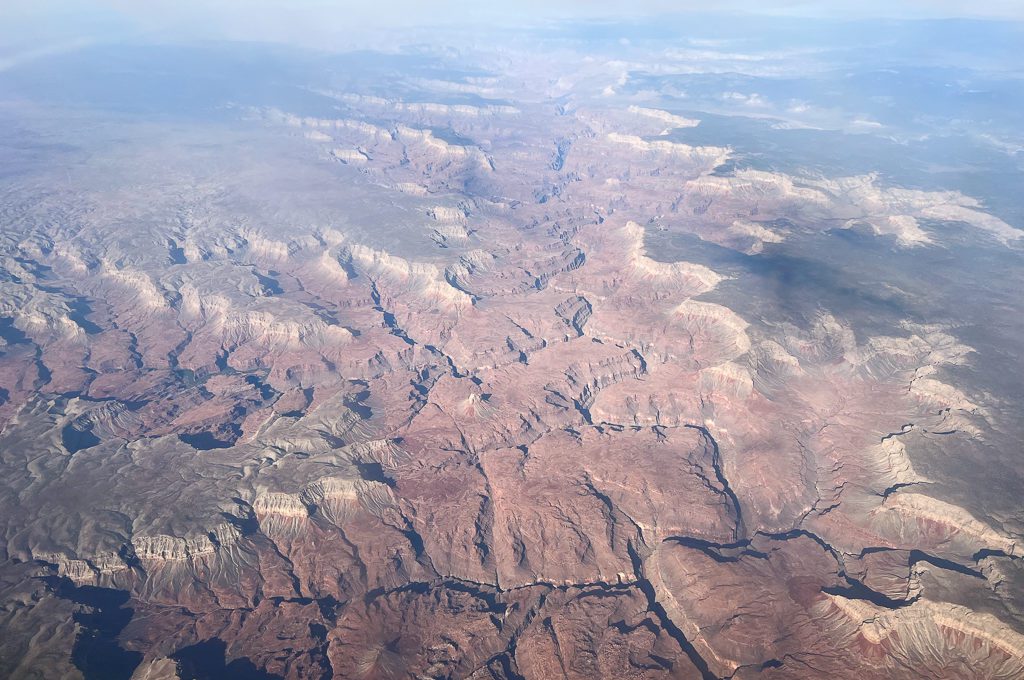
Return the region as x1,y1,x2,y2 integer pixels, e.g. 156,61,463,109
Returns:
1,33,1024,680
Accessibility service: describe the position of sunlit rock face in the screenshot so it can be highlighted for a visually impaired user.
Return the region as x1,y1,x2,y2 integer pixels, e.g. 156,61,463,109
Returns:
2,15,1024,680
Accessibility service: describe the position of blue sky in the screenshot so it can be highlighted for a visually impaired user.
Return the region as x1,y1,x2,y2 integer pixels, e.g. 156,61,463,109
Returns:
2,0,1023,57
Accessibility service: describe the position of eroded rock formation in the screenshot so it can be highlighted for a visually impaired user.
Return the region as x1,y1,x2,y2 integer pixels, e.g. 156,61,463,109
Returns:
1,40,1023,680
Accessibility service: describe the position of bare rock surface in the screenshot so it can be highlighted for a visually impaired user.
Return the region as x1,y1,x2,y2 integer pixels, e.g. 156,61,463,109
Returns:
1,30,1024,680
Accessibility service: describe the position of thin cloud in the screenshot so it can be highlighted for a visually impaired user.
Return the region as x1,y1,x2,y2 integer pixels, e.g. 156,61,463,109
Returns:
0,37,96,72
1,0,1021,55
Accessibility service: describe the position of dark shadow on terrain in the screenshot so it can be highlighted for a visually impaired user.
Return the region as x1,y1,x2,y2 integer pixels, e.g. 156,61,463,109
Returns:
172,639,283,680
244,374,279,401
43,578,141,680
66,298,103,334
822,581,915,608
254,270,284,295
0,316,30,345
168,240,188,264
344,387,374,419
61,423,101,453
646,229,913,338
355,461,396,487
179,425,241,450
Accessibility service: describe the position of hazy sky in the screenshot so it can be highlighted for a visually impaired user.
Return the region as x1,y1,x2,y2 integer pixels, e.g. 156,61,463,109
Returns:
2,0,1023,56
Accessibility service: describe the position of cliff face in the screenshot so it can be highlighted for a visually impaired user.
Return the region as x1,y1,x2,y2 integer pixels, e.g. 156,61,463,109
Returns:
1,40,1024,680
